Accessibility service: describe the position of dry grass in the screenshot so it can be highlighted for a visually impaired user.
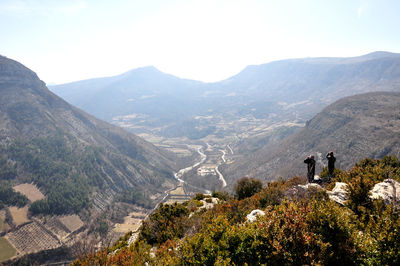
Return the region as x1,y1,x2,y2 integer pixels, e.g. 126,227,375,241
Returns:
0,237,16,262
13,183,45,202
166,148,192,156
59,215,84,233
164,198,187,204
112,210,146,233
9,206,29,226
169,186,185,196
113,222,141,233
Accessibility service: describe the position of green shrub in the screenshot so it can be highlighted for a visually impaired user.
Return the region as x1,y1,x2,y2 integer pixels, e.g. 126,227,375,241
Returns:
211,191,231,201
0,181,28,207
193,193,205,201
234,177,263,200
139,203,190,246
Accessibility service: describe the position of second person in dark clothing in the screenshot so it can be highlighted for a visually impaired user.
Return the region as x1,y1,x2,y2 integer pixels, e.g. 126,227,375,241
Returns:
304,155,315,183
326,151,336,179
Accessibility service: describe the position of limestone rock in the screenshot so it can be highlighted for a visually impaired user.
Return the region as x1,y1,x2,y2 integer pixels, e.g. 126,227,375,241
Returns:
327,182,348,205
370,179,400,205
246,209,265,223
199,197,220,211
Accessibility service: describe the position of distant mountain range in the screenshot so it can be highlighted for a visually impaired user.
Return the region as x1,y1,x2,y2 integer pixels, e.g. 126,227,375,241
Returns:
49,51,400,184
50,66,205,122
0,55,178,213
50,51,400,136
48,51,400,186
222,92,400,183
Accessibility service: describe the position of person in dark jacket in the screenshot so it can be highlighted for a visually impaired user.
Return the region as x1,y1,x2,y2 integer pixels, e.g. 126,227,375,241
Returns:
304,155,315,183
326,151,336,179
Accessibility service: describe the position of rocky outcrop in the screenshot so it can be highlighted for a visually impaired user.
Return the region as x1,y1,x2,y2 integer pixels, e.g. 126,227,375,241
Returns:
327,182,349,205
246,209,265,223
370,179,400,205
296,179,400,207
199,197,220,211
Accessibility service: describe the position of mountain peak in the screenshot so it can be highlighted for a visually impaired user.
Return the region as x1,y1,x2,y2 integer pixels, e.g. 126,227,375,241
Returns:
0,55,42,87
361,51,399,59
122,65,163,76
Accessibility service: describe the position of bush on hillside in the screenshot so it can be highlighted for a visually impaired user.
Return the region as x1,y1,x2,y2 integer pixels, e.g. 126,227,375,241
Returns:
234,177,263,200
139,203,190,246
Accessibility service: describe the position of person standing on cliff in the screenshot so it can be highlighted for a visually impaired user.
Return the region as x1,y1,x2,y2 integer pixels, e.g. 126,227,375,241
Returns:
326,151,336,180
304,155,315,183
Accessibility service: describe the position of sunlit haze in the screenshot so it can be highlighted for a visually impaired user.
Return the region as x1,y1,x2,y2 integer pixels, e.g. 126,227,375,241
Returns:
1,0,400,84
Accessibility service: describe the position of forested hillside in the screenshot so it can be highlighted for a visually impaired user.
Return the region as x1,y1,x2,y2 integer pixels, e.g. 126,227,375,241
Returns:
0,55,179,215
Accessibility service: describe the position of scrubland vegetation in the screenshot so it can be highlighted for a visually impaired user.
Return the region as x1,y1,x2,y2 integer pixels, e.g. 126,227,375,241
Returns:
74,156,400,265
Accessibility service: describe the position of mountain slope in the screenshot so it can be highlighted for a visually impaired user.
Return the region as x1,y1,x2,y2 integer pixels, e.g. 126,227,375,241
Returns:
217,51,400,116
50,66,205,122
0,55,179,214
50,52,400,143
222,92,400,183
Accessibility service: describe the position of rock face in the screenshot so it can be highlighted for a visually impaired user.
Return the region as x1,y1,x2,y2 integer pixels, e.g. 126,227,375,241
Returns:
370,179,400,205
327,182,349,205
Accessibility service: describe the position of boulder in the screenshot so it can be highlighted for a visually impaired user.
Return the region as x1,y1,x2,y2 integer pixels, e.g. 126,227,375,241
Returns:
199,197,220,210
327,182,348,205
370,179,400,205
246,209,265,223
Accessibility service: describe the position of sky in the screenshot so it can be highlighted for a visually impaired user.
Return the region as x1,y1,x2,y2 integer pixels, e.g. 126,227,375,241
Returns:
1,0,400,84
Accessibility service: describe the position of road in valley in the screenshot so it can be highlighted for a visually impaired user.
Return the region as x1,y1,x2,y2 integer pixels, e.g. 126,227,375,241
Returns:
174,146,207,182
127,144,228,245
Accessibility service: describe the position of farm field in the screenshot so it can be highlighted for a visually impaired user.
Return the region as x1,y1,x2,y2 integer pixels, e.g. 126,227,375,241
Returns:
165,184,191,204
9,206,29,226
113,210,147,233
169,186,185,195
59,215,84,233
7,222,60,254
13,183,45,202
113,222,141,233
0,237,16,262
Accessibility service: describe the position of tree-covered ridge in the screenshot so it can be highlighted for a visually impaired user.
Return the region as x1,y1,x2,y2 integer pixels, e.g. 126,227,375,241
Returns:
75,156,400,265
0,158,28,209
0,133,156,215
0,181,28,209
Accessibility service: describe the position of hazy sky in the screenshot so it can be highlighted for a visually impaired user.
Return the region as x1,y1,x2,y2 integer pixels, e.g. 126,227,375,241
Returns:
1,0,400,84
